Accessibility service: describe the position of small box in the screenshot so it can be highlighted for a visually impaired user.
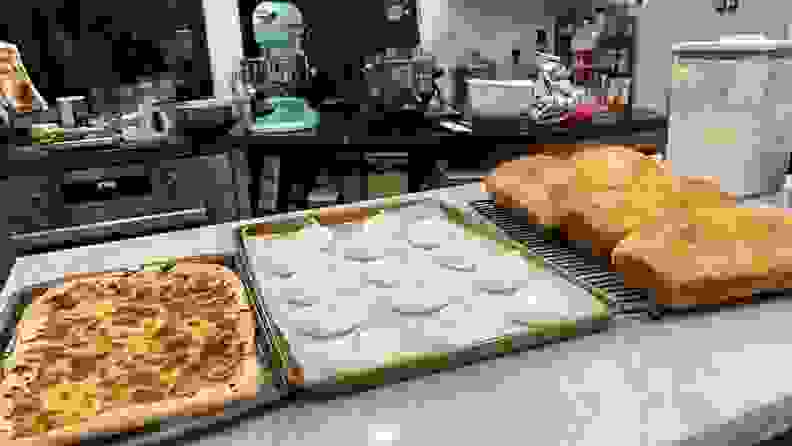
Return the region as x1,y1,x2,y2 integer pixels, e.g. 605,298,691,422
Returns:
466,79,535,118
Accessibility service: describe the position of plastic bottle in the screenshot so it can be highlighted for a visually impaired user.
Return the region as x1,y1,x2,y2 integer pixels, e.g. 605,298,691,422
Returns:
572,17,595,100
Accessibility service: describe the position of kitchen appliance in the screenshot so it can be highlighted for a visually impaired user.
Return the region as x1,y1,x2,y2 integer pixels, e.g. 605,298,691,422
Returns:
360,47,441,113
55,96,85,128
668,34,792,197
451,51,500,120
3,153,239,255
238,1,319,134
153,97,241,138
237,0,424,112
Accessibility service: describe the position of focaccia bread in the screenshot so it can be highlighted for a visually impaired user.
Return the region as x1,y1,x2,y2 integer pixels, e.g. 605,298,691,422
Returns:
611,207,792,306
0,263,259,446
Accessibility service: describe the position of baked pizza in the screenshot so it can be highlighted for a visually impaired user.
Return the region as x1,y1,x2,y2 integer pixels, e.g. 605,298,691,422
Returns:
0,262,260,446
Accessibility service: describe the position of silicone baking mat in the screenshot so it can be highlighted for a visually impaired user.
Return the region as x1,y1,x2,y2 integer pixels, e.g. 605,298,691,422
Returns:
237,197,610,393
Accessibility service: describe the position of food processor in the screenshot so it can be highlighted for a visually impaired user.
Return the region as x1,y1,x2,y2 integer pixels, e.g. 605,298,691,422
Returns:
236,1,319,133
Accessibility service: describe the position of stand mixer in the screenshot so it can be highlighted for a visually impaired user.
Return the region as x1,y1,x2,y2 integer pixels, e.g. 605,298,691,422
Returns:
235,1,319,133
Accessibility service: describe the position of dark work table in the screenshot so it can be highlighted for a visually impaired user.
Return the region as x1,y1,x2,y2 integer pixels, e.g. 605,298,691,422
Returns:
1,106,667,175
2,106,667,218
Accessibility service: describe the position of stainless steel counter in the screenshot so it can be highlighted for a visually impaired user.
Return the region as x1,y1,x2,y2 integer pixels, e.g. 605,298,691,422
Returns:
2,183,791,445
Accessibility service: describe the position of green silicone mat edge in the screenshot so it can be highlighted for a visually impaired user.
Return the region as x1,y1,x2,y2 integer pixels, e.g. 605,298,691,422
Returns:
239,215,316,240
335,351,452,386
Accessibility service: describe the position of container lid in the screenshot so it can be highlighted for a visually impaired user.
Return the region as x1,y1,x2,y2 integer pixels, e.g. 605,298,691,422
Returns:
672,34,792,53
465,79,535,88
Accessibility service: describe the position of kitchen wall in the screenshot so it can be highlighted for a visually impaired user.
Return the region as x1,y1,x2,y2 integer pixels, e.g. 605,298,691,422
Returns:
634,0,792,114
418,0,555,99
201,0,244,99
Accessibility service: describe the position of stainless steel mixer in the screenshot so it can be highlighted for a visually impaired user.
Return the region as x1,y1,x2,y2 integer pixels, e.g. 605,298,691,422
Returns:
361,48,435,110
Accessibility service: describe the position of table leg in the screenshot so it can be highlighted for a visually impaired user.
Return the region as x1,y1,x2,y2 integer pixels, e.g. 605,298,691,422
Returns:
248,150,264,217
408,153,437,192
277,153,322,213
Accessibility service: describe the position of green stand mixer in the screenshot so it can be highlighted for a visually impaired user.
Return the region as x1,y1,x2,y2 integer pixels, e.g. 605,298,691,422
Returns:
241,1,319,133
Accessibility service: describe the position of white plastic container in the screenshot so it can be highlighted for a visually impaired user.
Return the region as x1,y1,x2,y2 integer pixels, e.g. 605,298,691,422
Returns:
668,34,792,197
465,79,535,117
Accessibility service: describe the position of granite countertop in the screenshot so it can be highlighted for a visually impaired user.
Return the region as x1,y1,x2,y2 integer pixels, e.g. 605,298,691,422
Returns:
2,183,790,446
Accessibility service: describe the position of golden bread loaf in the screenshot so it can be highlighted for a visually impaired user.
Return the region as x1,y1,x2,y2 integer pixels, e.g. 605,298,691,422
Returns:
612,207,792,306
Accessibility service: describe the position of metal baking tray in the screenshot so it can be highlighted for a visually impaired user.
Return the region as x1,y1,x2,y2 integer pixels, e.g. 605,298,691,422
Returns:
474,198,792,319
0,254,283,446
236,197,610,394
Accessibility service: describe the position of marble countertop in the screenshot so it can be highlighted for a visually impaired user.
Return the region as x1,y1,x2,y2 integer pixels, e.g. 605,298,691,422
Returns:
2,183,791,445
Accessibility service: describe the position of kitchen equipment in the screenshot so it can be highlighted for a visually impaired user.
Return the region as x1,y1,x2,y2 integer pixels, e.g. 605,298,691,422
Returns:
781,155,792,208
55,96,85,128
241,2,319,134
360,47,441,113
781,173,792,208
471,197,651,319
153,97,239,138
0,255,283,446
451,51,496,115
237,0,422,114
466,79,536,118
250,96,319,133
668,34,792,197
4,154,238,255
236,198,609,392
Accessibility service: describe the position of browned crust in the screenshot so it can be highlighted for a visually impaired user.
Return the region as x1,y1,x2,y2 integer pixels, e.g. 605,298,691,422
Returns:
314,207,372,225
244,223,288,239
613,240,771,307
611,208,792,306
486,155,577,226
60,257,228,283
1,263,260,446
523,143,626,158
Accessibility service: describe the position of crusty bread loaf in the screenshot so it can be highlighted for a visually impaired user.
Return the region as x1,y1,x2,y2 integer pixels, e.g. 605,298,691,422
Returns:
483,145,659,228
483,154,576,226
486,145,736,258
560,158,736,257
612,207,792,306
